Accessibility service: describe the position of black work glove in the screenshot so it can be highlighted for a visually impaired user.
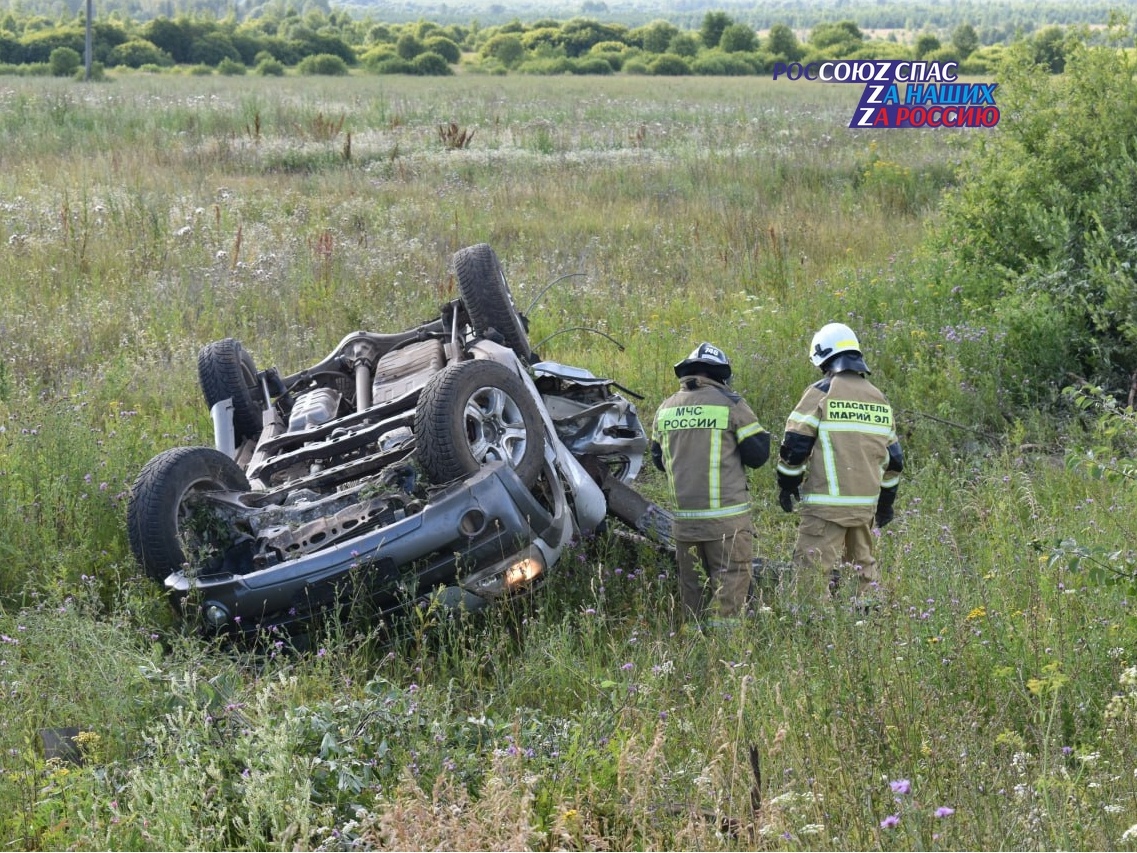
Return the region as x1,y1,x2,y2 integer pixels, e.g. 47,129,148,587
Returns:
778,485,799,513
875,486,898,528
776,471,802,513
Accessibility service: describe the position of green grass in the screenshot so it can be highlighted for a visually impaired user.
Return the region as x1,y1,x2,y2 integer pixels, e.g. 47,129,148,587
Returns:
1,69,1135,850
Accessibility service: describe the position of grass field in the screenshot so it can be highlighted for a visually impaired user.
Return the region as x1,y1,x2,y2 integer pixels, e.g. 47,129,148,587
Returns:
1,70,1135,850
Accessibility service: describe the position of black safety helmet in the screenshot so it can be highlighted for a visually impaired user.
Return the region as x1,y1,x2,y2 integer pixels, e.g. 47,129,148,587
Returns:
674,342,732,383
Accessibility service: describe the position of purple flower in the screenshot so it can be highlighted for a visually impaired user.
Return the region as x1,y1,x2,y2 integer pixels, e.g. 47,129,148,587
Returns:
890,779,911,795
934,806,955,818
621,662,634,671
880,814,900,829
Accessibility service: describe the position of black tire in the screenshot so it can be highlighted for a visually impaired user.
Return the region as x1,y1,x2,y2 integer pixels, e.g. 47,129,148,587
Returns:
127,446,251,582
414,359,544,487
198,338,263,445
453,244,533,362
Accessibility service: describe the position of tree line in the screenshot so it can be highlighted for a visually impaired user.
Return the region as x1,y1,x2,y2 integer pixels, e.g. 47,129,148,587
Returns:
0,6,1080,78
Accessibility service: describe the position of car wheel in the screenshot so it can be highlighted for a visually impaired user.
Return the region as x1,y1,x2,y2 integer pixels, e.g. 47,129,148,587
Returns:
127,446,251,582
453,243,533,362
198,338,264,445
414,359,544,487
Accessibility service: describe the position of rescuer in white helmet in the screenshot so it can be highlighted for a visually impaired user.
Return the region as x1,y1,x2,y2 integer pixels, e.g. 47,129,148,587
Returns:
650,343,770,625
775,323,903,607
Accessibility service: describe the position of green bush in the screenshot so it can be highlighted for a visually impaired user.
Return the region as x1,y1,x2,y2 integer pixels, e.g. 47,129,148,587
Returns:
73,60,104,81
108,39,171,69
297,53,349,75
411,51,451,75
371,56,416,74
216,57,246,75
572,56,613,75
255,56,284,76
359,44,396,69
923,45,961,65
719,23,756,53
959,44,1006,74
666,32,699,57
515,56,573,75
48,45,80,77
649,53,691,75
480,33,524,68
423,35,460,64
933,32,1137,398
396,32,424,60
691,50,755,75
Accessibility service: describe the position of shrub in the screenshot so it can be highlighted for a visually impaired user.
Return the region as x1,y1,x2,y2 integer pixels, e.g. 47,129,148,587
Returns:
572,56,613,75
109,39,171,69
666,32,699,57
622,57,650,74
480,33,524,68
73,60,104,81
217,57,246,75
411,51,451,75
960,45,1006,74
423,35,460,64
396,32,424,60
650,53,691,75
189,32,240,66
297,53,349,75
923,45,961,65
691,50,755,75
371,56,416,74
48,46,80,76
255,56,284,76
590,40,628,54
719,23,756,53
515,56,573,75
914,32,941,58
360,44,397,69
933,32,1137,398
590,50,624,71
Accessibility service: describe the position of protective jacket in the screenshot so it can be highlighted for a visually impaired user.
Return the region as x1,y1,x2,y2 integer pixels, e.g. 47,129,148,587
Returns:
651,376,770,540
777,370,903,526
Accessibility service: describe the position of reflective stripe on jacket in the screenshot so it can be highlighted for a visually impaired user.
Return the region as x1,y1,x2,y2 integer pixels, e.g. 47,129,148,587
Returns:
652,376,768,539
777,371,902,525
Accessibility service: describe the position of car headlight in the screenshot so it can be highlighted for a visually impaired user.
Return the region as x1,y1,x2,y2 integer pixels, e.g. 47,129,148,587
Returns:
504,555,543,590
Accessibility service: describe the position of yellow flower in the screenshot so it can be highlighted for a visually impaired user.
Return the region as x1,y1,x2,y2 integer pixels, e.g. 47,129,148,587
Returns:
966,606,986,621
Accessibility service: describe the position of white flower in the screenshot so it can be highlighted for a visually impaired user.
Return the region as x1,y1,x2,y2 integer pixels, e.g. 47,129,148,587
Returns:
1121,823,1137,842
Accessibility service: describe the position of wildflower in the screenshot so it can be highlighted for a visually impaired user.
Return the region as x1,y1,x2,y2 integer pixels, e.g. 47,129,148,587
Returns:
880,814,900,829
1122,824,1137,842
934,806,955,818
890,779,910,795
621,662,634,671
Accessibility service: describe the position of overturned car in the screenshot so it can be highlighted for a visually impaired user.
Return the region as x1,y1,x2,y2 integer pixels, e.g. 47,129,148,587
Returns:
127,244,672,636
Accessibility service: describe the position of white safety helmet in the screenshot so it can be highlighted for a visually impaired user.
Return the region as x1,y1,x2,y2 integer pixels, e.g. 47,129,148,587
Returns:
674,342,732,382
810,322,869,372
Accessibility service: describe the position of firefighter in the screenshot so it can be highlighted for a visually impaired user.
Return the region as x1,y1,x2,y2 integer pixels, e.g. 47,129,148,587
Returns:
650,343,770,624
776,323,903,606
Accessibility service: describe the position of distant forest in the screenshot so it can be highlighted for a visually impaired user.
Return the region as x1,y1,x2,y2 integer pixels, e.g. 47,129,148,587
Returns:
0,0,1117,77
0,0,1131,33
